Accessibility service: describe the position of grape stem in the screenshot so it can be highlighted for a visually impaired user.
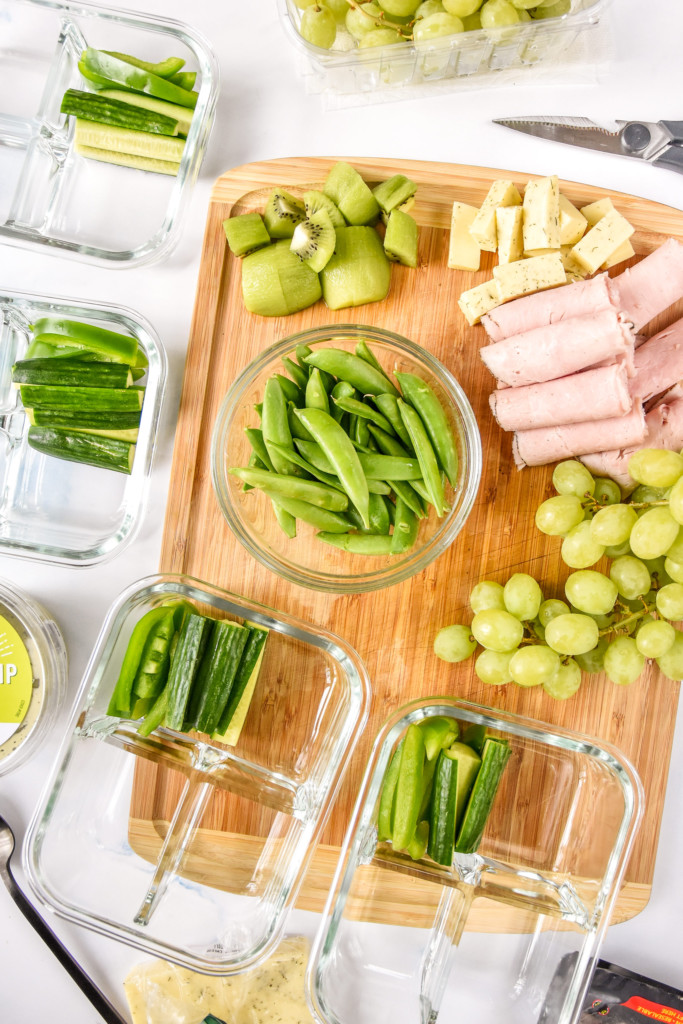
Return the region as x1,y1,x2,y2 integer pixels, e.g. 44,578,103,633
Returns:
345,0,414,36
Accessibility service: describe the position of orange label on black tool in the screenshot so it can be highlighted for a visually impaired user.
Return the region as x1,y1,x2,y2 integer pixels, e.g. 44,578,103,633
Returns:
623,997,683,1022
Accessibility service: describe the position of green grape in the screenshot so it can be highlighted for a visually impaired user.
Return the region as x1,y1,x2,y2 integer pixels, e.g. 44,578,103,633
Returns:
509,0,538,7
294,0,320,7
565,570,618,616
538,598,569,627
609,555,652,600
552,460,595,498
503,572,542,620
517,7,531,17
470,580,506,613
433,624,477,662
543,658,582,699
531,619,545,642
589,503,637,547
443,0,482,14
346,1,383,37
603,636,645,686
575,635,608,674
475,648,513,685
377,0,420,13
643,556,672,588
664,557,683,584
668,475,683,525
656,630,683,680
630,483,670,505
635,619,675,659
480,0,520,25
413,10,464,37
535,495,584,536
530,0,570,17
359,26,402,44
604,540,632,559
544,613,599,656
300,3,338,46
629,507,680,560
592,477,621,506
471,608,524,652
561,521,605,569
415,0,446,14
628,448,683,489
461,10,482,26
325,0,353,21
665,527,683,561
509,645,559,687
655,583,683,621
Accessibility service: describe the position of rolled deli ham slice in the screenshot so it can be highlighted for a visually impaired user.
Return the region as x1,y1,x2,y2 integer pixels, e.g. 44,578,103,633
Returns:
490,364,631,432
629,315,683,405
513,402,646,468
481,273,615,342
480,309,635,388
609,238,683,332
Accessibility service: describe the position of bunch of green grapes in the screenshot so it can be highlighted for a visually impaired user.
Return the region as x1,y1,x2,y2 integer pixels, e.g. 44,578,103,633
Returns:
434,449,683,699
293,0,566,51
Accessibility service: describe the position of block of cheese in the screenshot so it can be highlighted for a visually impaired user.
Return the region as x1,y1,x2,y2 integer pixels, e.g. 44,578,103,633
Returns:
570,209,635,274
522,175,560,251
560,244,589,280
458,279,501,325
492,251,565,303
496,205,524,264
580,197,635,268
448,201,481,271
469,180,522,252
559,193,587,246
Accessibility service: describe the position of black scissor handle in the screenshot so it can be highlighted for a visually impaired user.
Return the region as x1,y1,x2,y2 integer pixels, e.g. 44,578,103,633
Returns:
653,145,683,175
661,121,683,144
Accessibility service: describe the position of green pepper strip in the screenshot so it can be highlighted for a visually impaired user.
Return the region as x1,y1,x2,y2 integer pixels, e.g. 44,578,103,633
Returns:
406,820,430,861
305,367,330,414
377,739,404,842
230,466,349,511
262,377,302,476
168,71,196,91
358,452,423,481
294,406,370,528
398,399,446,515
373,393,413,448
392,724,425,851
107,605,171,717
390,497,419,554
81,48,198,109
30,318,139,364
304,348,400,397
260,491,350,533
396,372,459,488
419,716,459,761
333,395,394,434
131,609,177,701
102,52,186,78
317,532,394,555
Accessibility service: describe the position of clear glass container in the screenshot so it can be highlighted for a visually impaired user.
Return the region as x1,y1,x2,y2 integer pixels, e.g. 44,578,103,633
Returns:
24,574,370,974
211,325,482,594
279,0,609,98
0,289,166,565
307,696,643,1024
0,0,219,266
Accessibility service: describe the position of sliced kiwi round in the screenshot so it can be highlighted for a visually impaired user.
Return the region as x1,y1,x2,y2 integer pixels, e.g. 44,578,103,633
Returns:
263,188,306,239
290,210,336,274
303,189,346,228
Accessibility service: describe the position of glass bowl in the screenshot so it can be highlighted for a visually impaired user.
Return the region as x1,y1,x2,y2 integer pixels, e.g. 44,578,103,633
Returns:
0,0,219,267
306,696,643,1024
211,325,482,593
24,573,370,975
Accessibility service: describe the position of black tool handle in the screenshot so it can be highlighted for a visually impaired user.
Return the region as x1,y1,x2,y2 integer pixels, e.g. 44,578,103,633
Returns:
662,121,683,144
653,145,683,175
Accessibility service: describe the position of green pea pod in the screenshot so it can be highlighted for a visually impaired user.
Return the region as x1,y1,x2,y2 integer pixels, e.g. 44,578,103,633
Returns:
396,372,459,487
391,478,426,519
358,452,423,481
346,493,391,535
242,452,265,491
373,394,413,448
254,402,263,419
378,739,404,842
295,343,313,371
244,427,275,473
271,500,297,538
294,437,334,474
305,348,400,397
317,532,394,555
390,497,420,553
262,377,303,476
282,355,309,392
355,340,394,386
107,605,172,717
305,367,330,413
288,402,314,441
268,441,341,489
333,395,394,434
274,373,303,406
230,466,349,510
353,414,371,449
261,491,351,533
398,399,446,515
330,380,356,424
294,407,370,529
392,724,425,851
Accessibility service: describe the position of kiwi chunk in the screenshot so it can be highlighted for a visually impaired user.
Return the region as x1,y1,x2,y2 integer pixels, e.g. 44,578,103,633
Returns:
303,189,346,228
242,239,322,316
372,174,417,214
263,189,306,238
290,210,336,273
223,212,271,257
320,225,391,309
323,161,380,226
383,208,418,267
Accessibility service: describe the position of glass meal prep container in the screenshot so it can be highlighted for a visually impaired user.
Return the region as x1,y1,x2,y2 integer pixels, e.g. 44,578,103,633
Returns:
24,574,370,974
0,0,218,266
307,696,643,1024
0,289,166,565
279,0,609,97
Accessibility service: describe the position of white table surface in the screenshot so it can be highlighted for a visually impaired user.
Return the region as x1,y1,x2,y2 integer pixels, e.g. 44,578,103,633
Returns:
2,0,683,1019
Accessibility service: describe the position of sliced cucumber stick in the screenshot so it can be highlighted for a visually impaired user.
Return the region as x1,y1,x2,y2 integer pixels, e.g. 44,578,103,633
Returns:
455,738,511,855
27,426,136,474
74,119,185,162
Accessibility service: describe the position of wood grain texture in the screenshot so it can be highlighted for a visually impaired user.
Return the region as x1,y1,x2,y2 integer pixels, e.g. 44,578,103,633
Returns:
133,157,683,928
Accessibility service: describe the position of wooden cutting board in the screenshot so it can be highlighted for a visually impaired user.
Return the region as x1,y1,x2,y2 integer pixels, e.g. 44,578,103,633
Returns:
129,157,683,930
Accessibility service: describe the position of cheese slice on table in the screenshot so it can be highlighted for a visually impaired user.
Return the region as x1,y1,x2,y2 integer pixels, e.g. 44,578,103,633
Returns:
492,251,566,303
522,175,560,251
570,209,635,274
580,197,635,268
448,201,481,271
559,193,588,246
496,206,524,264
458,279,501,325
469,180,522,252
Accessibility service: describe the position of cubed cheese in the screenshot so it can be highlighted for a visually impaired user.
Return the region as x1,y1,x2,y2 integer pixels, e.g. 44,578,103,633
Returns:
469,180,522,252
522,175,560,251
602,240,636,268
458,279,501,325
560,244,589,280
495,206,524,264
579,198,635,269
570,209,635,274
448,201,481,271
559,193,588,246
492,252,565,302
523,247,560,258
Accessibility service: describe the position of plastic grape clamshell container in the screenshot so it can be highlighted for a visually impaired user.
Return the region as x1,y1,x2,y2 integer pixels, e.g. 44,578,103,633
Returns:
306,697,643,1024
0,0,218,266
0,290,166,565
24,574,370,974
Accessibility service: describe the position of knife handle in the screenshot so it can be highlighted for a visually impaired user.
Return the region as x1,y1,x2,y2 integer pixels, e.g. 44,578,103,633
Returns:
653,145,683,175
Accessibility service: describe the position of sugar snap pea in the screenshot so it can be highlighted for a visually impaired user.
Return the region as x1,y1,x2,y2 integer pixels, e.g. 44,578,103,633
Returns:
229,466,349,511
271,500,297,538
305,348,400,397
334,395,394,434
352,413,371,448
294,406,370,529
268,440,341,490
398,398,446,515
317,532,394,555
357,452,424,481
262,377,301,476
391,497,420,553
330,379,356,424
260,492,351,533
244,427,275,473
274,373,303,406
305,367,330,413
372,393,413,448
346,493,391,535
288,401,314,441
392,724,425,851
355,339,394,386
396,372,458,487
282,355,308,392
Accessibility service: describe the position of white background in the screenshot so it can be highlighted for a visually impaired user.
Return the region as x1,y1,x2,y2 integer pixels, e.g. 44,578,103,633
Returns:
1,0,683,1019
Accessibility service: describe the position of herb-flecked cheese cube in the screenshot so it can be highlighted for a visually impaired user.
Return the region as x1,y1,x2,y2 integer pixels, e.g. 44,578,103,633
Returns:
495,206,524,264
469,180,522,252
559,194,587,246
492,252,565,302
580,197,635,268
458,279,501,325
522,175,560,251
560,244,589,280
448,201,481,271
570,209,635,274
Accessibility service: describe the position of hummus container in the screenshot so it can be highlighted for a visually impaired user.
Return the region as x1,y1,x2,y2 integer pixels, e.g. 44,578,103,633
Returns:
24,574,370,975
0,578,66,776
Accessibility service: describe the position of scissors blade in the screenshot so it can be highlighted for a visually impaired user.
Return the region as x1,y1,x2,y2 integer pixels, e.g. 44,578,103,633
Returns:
493,117,630,157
